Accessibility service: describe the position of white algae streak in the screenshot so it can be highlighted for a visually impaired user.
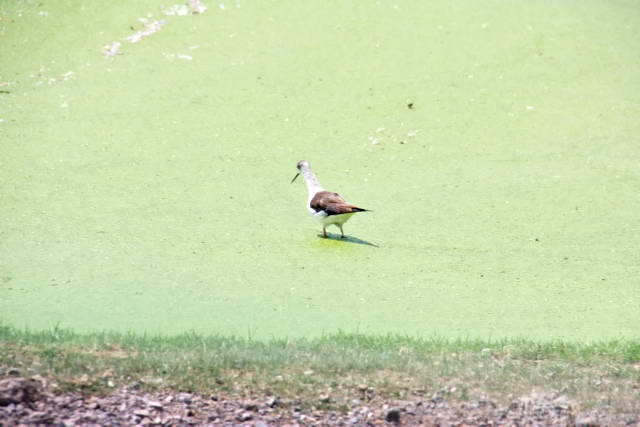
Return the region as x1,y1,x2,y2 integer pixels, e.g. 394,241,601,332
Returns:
126,20,166,44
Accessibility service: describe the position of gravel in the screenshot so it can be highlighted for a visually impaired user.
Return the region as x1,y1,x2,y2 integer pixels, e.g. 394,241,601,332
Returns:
1,376,638,425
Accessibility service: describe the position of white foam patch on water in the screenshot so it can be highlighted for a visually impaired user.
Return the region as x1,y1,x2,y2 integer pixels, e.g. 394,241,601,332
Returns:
163,1,208,15
162,5,190,16
163,53,194,61
189,0,208,14
127,20,166,44
102,41,122,57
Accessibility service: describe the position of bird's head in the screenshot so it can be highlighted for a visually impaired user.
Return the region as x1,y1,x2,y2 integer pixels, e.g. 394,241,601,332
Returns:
291,160,309,183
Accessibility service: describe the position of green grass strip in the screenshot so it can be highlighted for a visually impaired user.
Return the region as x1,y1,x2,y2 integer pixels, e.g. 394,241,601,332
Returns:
1,324,639,414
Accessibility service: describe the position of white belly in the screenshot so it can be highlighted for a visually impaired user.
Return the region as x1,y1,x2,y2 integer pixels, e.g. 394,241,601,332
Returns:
311,210,356,227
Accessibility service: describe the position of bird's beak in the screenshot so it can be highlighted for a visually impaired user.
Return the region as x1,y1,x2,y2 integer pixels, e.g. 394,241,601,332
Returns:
291,172,300,183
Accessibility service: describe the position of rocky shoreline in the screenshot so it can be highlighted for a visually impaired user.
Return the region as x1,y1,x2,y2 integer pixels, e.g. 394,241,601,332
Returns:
1,377,637,425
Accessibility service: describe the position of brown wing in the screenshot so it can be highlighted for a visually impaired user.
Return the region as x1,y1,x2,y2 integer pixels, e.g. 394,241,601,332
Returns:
310,191,368,216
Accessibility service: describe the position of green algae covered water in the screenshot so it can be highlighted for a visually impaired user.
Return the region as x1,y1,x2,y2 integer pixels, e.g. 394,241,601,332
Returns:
1,0,639,340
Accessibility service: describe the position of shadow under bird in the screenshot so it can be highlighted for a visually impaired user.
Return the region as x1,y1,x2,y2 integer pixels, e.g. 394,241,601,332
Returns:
291,160,370,238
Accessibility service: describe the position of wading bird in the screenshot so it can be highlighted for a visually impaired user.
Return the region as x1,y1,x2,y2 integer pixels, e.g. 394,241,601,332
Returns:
291,160,370,238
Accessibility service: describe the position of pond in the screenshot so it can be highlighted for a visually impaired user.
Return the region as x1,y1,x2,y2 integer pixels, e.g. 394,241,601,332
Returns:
1,0,639,340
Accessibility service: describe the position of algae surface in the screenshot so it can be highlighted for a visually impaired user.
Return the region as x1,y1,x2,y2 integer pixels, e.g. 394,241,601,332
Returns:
1,1,639,340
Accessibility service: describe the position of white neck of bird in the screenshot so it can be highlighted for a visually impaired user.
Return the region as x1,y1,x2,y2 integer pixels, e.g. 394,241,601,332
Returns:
301,167,324,198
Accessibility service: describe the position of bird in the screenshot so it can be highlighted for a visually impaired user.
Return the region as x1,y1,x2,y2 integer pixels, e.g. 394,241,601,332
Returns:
291,160,370,238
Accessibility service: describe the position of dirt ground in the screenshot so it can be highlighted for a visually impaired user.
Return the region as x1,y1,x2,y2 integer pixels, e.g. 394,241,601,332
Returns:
1,376,637,426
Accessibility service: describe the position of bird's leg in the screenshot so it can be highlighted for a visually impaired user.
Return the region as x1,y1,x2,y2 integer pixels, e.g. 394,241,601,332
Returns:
322,226,327,238
338,225,345,238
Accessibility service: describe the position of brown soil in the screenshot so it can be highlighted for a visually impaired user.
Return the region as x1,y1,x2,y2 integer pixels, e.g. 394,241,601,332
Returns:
1,376,638,426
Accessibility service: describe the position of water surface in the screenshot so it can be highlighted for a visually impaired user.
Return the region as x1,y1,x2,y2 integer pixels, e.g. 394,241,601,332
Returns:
1,0,639,340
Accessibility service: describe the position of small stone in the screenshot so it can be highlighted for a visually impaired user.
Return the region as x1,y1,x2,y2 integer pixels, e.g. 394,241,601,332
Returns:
244,400,259,411
319,395,332,404
148,400,163,410
386,409,401,423
134,409,150,417
265,396,279,407
237,411,253,421
575,416,599,427
0,378,42,407
176,392,192,403
25,410,53,423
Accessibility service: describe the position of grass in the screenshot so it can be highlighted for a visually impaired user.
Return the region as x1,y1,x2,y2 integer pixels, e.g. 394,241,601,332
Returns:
1,324,639,414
